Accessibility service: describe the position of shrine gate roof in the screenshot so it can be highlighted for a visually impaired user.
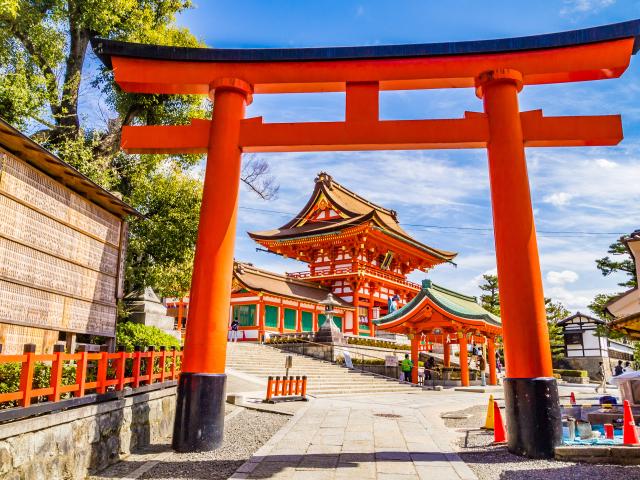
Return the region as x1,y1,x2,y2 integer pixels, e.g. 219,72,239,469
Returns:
248,172,457,263
93,20,640,65
233,262,353,308
375,279,501,334
91,20,640,94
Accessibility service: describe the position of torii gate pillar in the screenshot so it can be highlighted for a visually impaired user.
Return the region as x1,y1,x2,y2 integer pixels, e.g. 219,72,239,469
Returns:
172,78,252,452
478,69,561,457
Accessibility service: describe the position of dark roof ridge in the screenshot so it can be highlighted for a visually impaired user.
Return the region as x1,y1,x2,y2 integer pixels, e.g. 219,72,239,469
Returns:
423,279,478,303
315,172,398,221
234,261,327,289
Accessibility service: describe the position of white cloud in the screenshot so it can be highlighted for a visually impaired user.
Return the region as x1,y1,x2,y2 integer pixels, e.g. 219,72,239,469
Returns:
543,192,573,207
560,0,615,15
546,270,579,285
595,158,618,169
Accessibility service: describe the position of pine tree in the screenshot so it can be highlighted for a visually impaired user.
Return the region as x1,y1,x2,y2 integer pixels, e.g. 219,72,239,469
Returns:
478,274,500,316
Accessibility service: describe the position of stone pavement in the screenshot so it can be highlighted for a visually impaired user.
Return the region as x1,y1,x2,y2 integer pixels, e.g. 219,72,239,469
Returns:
231,391,479,480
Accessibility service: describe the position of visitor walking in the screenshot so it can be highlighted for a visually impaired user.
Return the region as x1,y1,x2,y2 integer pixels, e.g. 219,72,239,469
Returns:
478,355,487,386
230,318,240,342
595,361,608,394
624,361,635,373
401,354,413,382
614,360,624,376
496,352,502,374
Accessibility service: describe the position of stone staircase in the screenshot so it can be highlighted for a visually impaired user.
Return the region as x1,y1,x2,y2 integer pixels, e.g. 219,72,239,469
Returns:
225,342,417,396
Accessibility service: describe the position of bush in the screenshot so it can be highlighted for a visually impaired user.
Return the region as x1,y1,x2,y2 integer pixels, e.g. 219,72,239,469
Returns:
0,362,79,409
116,322,181,352
553,369,588,378
346,337,410,350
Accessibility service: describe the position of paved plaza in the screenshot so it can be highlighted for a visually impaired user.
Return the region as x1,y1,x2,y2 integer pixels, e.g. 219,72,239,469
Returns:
232,391,483,480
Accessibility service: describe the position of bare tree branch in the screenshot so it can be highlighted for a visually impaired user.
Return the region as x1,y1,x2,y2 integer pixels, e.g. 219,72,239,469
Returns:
241,155,279,200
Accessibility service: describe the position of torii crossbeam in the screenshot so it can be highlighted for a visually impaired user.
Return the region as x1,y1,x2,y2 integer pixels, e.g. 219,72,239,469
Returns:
92,19,640,458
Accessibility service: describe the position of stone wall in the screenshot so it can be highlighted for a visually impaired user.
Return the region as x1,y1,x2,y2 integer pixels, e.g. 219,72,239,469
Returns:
0,386,176,479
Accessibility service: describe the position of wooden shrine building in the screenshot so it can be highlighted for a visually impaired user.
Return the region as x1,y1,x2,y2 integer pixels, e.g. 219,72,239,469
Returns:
0,119,137,354
227,172,457,340
375,279,502,386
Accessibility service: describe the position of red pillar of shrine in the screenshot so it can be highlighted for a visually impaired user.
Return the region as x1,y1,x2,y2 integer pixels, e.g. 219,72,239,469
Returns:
410,336,419,384
443,341,451,368
458,333,469,387
172,78,252,452
477,69,561,458
487,337,497,386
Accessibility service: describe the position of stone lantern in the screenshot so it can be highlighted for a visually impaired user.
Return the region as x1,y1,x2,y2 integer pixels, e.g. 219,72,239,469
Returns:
314,293,346,344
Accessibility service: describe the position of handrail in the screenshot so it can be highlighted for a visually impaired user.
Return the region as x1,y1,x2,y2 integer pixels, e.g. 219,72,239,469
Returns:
286,263,421,290
266,335,442,387
0,344,183,410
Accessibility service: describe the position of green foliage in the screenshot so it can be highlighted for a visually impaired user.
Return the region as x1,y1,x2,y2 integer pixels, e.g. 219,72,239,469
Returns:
553,369,588,378
478,274,500,316
125,165,202,296
346,337,411,350
588,293,615,322
545,298,570,359
595,238,637,289
116,322,181,352
0,361,78,409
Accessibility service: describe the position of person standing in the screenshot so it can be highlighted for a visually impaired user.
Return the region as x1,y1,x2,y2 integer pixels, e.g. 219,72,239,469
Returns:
624,361,635,373
230,318,240,342
401,354,414,382
478,355,487,386
614,360,624,376
595,361,608,394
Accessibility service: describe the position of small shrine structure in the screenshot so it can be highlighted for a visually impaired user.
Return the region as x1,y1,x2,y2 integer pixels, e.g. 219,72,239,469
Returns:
375,280,502,386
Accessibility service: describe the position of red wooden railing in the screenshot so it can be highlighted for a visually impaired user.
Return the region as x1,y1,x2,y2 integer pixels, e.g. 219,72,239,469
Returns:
287,263,421,290
265,375,307,402
0,344,182,408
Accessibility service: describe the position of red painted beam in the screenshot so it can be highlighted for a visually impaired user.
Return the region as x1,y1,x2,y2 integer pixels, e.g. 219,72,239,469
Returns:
109,38,634,95
120,111,622,154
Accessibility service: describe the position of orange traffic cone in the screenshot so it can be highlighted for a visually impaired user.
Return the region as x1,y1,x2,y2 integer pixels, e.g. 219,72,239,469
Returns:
570,392,576,405
493,401,507,444
623,399,640,445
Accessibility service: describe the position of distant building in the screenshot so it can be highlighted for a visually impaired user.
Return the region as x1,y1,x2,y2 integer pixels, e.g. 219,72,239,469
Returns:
608,229,640,340
0,120,137,354
557,312,634,379
167,172,457,341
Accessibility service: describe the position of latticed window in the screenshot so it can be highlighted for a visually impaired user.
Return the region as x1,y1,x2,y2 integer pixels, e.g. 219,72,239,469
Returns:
232,304,256,326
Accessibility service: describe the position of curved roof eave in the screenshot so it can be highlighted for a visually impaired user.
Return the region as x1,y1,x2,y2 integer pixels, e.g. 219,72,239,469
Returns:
91,20,640,68
375,280,502,330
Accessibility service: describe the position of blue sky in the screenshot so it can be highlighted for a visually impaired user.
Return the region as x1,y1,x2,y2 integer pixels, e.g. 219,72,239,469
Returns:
106,1,640,311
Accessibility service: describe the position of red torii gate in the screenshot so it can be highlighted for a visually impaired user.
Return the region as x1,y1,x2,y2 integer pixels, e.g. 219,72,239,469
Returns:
93,20,640,458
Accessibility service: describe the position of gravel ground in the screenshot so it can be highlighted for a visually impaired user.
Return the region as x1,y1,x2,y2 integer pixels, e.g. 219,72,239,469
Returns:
443,404,640,480
140,408,289,479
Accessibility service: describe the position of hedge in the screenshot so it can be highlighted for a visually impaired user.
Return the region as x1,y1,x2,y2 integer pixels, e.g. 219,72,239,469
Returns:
553,369,588,378
116,322,181,352
346,337,410,350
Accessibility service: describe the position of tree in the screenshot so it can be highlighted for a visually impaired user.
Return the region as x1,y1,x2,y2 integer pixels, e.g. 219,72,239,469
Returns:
478,274,500,316
589,236,637,323
0,1,278,298
545,298,569,359
595,237,637,289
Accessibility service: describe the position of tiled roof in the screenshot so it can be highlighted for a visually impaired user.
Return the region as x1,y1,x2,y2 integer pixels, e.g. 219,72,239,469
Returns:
249,172,456,262
233,262,353,308
374,279,501,328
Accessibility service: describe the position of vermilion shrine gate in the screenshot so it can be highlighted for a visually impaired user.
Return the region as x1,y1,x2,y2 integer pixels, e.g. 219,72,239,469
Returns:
93,19,640,458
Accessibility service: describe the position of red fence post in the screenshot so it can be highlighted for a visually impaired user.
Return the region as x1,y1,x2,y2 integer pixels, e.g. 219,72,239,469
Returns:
301,376,307,398
19,344,36,407
116,346,126,391
49,344,65,402
170,347,177,380
160,346,167,383
149,346,157,385
75,345,88,398
97,345,109,394
295,375,301,395
266,376,273,401
133,346,142,389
